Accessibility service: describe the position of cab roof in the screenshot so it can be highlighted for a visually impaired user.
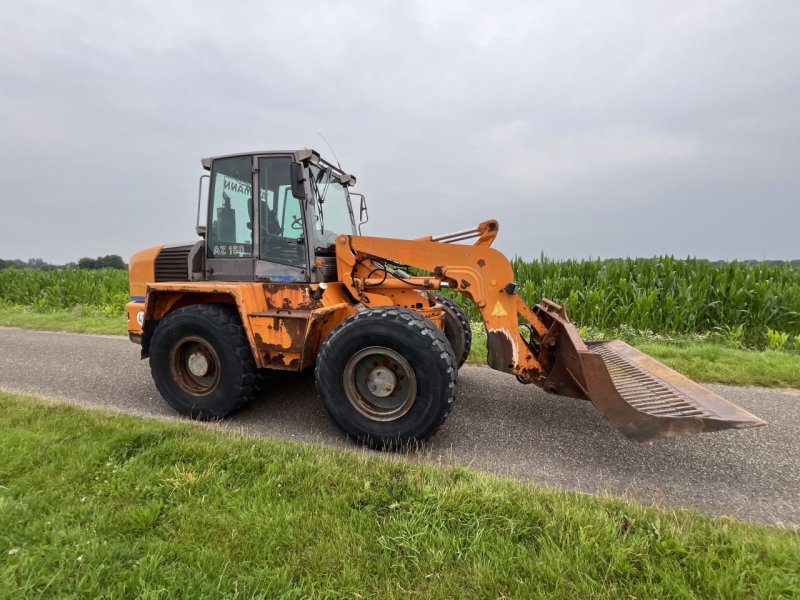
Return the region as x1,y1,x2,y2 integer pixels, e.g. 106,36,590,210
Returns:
200,149,356,185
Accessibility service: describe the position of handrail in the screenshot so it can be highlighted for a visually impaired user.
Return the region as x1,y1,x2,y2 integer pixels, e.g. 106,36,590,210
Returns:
196,174,210,236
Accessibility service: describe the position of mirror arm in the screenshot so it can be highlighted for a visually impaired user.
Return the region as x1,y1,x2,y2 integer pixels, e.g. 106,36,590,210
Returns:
358,195,368,234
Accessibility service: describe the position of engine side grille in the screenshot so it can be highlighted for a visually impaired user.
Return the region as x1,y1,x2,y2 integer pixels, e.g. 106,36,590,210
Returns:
155,245,192,282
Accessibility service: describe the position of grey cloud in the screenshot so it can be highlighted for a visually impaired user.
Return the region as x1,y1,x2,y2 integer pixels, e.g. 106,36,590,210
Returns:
0,0,798,263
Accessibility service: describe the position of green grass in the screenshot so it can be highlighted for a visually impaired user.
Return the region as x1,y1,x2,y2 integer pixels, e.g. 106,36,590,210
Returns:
0,306,124,336
637,343,800,388
1,392,798,598
466,329,800,388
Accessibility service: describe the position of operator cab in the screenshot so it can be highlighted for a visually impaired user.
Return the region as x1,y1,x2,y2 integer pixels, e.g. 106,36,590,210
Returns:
199,149,365,283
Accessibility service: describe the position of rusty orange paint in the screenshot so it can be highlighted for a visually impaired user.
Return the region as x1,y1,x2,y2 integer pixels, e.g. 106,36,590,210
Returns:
132,279,357,371
129,221,528,376
129,218,522,376
336,224,547,379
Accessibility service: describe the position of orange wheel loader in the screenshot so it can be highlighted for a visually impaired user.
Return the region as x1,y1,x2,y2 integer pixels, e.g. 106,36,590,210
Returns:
126,150,765,448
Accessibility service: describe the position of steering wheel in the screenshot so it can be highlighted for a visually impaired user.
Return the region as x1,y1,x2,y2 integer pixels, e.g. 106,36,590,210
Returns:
291,215,303,230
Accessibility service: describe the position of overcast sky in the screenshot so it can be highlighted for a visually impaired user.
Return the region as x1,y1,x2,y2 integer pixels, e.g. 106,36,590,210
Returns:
1,1,798,263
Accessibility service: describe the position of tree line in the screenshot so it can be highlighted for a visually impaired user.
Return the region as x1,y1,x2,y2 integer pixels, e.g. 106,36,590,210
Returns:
0,255,127,271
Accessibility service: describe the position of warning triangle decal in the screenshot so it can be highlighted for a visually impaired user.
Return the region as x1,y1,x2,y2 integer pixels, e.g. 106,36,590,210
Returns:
490,301,508,317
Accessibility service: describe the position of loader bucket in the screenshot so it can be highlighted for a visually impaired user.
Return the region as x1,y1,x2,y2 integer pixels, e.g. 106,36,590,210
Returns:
535,302,767,441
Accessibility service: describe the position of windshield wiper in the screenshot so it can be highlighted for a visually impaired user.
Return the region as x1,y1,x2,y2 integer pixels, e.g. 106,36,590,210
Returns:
310,168,329,234
317,166,332,204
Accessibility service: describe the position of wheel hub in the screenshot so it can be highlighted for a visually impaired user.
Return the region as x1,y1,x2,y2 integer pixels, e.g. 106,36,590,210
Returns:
187,351,210,377
343,347,417,422
366,366,397,397
169,335,221,396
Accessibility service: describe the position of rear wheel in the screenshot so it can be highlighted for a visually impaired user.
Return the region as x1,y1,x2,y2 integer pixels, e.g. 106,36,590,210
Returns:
315,307,457,449
149,304,260,420
434,293,472,368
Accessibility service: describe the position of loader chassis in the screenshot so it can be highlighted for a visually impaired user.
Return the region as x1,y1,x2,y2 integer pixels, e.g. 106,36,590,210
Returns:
127,149,766,447
132,280,444,372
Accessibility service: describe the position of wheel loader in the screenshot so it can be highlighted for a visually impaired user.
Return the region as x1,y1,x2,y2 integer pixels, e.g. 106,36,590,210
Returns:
126,149,766,448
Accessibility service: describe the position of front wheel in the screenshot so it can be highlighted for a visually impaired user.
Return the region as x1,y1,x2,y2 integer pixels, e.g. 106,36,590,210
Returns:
315,307,457,449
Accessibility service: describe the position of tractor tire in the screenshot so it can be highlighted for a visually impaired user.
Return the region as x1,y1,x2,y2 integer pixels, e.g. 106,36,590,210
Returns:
315,306,457,449
434,293,472,368
149,303,260,420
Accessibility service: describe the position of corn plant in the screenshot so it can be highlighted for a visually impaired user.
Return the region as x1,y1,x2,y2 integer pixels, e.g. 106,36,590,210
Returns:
0,268,129,316
766,328,790,351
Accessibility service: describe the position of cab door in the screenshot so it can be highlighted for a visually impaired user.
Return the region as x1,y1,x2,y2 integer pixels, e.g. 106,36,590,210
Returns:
254,155,310,282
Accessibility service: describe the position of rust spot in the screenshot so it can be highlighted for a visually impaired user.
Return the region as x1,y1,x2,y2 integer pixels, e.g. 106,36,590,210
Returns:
262,351,301,370
252,316,307,371
262,283,319,311
486,330,514,372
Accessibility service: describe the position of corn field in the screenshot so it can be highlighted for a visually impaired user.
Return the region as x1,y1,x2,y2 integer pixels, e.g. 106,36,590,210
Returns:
1,257,799,342
0,268,129,318
458,256,800,343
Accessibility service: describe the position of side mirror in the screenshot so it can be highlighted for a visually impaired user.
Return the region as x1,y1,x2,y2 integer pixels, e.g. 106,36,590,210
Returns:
290,162,307,200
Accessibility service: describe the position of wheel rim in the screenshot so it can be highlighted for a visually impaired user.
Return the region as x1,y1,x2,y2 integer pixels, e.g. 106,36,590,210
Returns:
169,335,221,396
343,347,417,421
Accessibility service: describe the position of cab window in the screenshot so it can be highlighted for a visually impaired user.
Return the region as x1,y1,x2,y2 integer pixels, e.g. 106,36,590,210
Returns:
207,155,253,258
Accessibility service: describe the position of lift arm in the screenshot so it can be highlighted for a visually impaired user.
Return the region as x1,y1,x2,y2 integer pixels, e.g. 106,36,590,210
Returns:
335,220,551,380
335,220,766,441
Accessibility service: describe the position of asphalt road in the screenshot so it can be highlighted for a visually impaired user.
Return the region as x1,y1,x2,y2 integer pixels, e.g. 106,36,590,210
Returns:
1,326,797,526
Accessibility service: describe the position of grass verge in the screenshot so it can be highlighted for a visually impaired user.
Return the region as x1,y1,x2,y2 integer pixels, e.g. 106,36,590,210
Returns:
467,330,800,388
0,306,124,336
636,342,800,388
2,306,799,388
1,391,798,598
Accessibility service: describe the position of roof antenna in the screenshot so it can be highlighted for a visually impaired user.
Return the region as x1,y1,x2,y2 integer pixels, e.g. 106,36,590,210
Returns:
318,132,342,169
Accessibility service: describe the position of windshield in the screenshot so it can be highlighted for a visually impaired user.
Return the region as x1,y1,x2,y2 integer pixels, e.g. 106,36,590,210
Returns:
309,165,356,253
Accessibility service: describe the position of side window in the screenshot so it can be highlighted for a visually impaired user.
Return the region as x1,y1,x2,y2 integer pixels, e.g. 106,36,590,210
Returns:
207,156,253,258
258,157,307,268
272,185,304,241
